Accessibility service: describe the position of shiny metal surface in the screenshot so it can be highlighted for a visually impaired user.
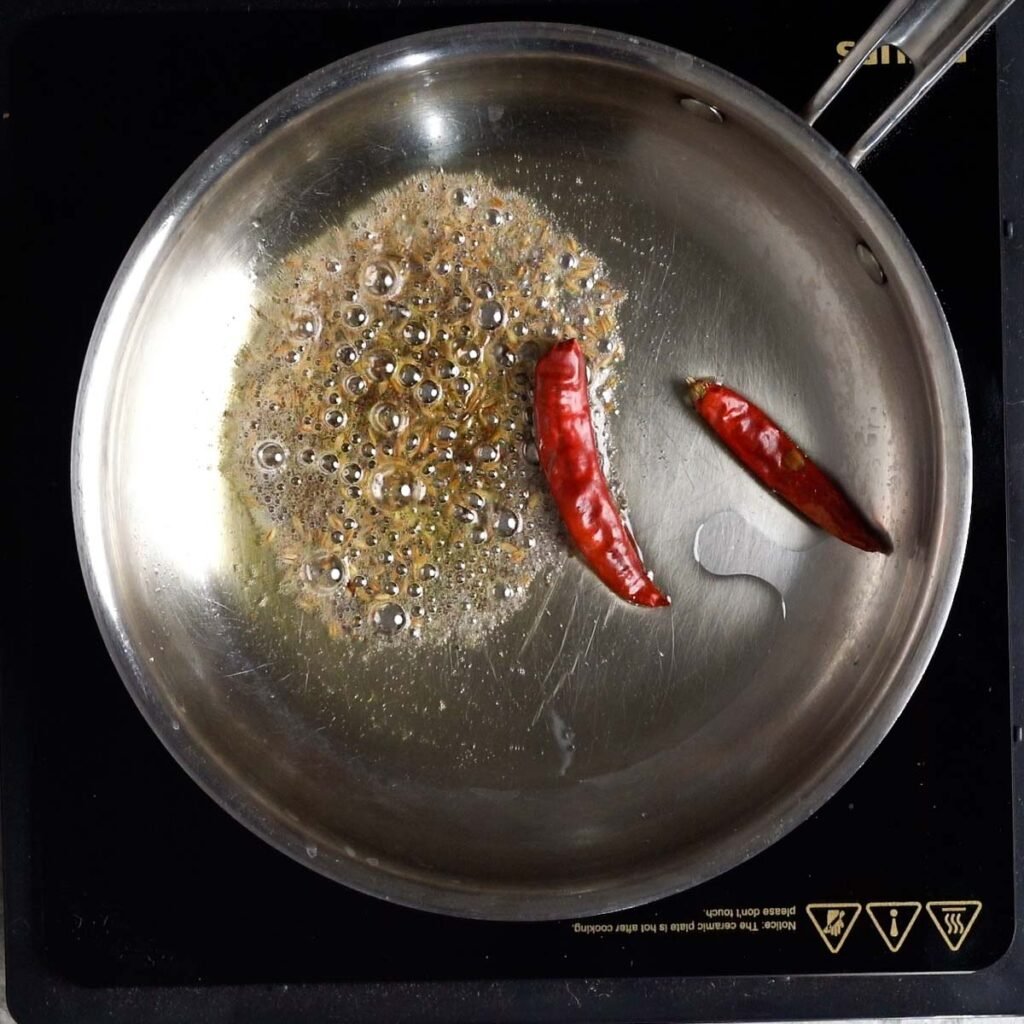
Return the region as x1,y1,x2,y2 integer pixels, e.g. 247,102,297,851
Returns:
73,23,971,919
805,0,1017,165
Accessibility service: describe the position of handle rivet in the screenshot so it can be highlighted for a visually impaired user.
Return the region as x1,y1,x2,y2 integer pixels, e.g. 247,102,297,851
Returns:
856,242,887,285
678,96,724,124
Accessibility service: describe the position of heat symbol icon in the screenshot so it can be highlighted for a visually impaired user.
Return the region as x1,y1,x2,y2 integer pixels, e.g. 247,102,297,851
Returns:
925,901,982,952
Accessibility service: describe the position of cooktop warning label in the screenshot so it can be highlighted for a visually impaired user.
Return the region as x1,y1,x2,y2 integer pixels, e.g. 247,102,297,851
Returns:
567,898,986,958
865,902,922,952
805,903,862,953
569,904,798,940
925,900,982,951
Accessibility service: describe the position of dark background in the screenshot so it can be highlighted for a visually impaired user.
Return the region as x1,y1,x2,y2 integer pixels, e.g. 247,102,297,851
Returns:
2,1,1022,1021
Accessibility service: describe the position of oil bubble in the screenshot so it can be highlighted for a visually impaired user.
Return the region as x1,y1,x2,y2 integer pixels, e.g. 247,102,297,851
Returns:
418,380,441,404
303,553,347,591
295,310,321,339
455,343,481,367
370,402,406,435
362,260,400,297
493,508,520,536
403,321,430,346
255,441,286,470
477,300,505,329
345,305,368,328
398,363,422,387
371,468,426,508
368,350,397,381
373,603,408,635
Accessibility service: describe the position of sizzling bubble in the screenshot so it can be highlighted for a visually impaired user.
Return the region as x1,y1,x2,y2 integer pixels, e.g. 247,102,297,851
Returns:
303,553,347,591
398,363,422,387
418,380,441,404
403,321,430,346
255,441,286,470
344,305,368,328
477,300,505,329
373,602,408,635
494,508,520,537
371,468,427,508
368,350,397,381
371,402,405,435
295,310,321,339
455,343,481,367
362,260,400,297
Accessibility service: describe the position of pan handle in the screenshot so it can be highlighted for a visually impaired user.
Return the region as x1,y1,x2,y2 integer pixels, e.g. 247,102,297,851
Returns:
805,0,1016,167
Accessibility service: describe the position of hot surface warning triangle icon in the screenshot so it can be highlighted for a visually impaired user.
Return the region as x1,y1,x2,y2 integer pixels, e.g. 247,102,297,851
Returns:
865,901,922,952
806,903,862,953
925,900,982,951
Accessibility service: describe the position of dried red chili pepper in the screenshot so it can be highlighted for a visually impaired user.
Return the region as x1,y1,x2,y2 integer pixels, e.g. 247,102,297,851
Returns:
534,339,670,607
687,377,889,553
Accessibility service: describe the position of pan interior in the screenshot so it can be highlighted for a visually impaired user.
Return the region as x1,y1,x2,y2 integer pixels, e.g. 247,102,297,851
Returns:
76,38,964,917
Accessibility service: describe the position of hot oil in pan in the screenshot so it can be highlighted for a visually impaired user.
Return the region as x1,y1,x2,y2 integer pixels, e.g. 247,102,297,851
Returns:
222,172,629,652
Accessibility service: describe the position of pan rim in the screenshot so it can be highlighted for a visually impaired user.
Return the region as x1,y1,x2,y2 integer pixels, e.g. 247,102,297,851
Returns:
71,20,971,920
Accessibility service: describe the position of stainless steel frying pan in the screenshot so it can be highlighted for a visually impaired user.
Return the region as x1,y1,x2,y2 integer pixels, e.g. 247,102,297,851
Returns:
72,0,1010,919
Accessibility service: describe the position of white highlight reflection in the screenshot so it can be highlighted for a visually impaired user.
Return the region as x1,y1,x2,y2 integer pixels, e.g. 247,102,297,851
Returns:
420,110,448,146
123,259,256,585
